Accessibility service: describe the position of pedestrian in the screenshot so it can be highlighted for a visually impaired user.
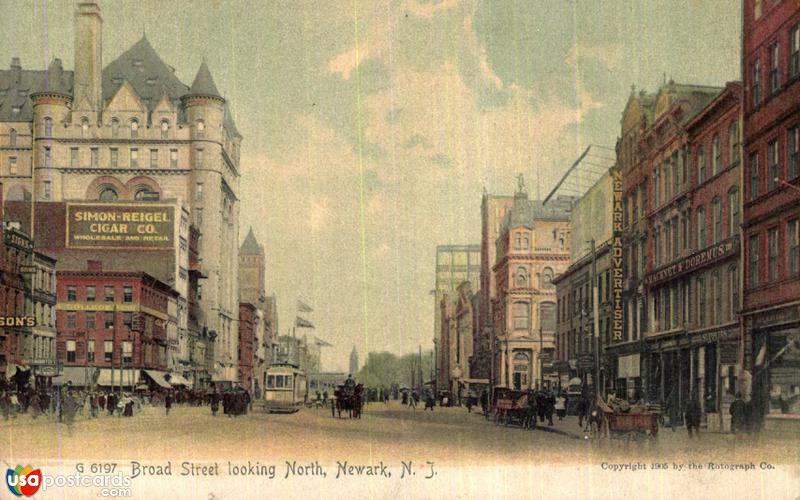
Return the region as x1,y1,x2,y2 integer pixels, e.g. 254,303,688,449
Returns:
466,396,473,413
729,392,746,435
424,393,435,411
555,393,566,421
0,391,10,420
210,393,219,416
408,391,417,410
89,393,98,418
106,393,116,416
98,393,105,416
577,393,589,428
29,392,41,420
666,389,679,432
480,390,488,416
323,390,328,405
165,392,173,416
685,393,701,438
546,391,555,426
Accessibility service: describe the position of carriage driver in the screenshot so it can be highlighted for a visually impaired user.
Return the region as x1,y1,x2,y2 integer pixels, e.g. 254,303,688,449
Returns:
344,374,356,391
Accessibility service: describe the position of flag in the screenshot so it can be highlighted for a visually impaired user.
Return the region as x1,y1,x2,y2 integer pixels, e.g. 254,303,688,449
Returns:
295,316,315,329
297,300,314,313
314,337,332,347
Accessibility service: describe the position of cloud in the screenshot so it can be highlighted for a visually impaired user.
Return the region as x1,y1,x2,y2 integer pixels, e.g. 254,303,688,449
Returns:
328,46,370,80
404,0,460,18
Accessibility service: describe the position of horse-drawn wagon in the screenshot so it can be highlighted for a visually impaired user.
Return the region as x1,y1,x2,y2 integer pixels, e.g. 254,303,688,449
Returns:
492,388,535,429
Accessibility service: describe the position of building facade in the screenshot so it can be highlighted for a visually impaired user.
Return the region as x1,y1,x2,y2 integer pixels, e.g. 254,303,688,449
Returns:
742,0,800,426
491,182,571,391
238,303,256,393
433,244,480,390
0,1,243,384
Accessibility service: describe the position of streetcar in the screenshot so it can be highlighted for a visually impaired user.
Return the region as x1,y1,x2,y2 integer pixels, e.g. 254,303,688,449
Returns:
263,364,307,413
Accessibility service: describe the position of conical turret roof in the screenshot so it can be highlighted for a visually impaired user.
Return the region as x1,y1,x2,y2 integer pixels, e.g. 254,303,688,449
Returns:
240,227,262,254
188,61,222,98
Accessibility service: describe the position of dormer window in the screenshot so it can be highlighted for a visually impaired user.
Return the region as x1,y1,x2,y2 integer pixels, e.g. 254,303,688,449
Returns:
130,119,139,139
146,77,157,85
111,117,120,138
160,120,169,140
9,129,16,147
81,117,89,138
11,106,20,116
133,59,143,68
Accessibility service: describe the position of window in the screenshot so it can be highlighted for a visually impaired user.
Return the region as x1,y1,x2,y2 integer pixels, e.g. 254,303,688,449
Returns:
196,182,204,201
43,180,51,200
150,149,158,168
67,285,77,301
514,266,528,287
66,340,76,362
87,340,95,362
729,187,739,237
196,208,203,226
768,227,779,282
104,340,113,362
712,270,722,324
789,126,799,180
770,43,780,94
9,157,16,176
123,312,133,329
541,267,555,289
665,221,672,260
99,187,118,201
90,147,99,167
104,312,115,329
750,152,760,200
86,285,95,302
135,187,155,200
70,147,79,167
170,149,178,168
792,24,800,79
161,120,169,139
44,117,52,137
540,302,556,331
749,234,760,288
130,148,138,168
730,121,740,165
697,145,706,183
196,120,205,138
753,59,761,108
512,302,529,330
110,148,119,168
789,219,799,278
653,169,660,207
81,117,89,138
697,207,706,249
123,285,133,302
754,0,762,19
730,266,739,319
768,140,779,190
712,135,721,175
66,311,77,329
44,146,51,167
512,352,529,389
9,128,16,147
122,341,133,363
130,119,139,139
196,149,204,168
104,286,114,302
86,311,95,330
698,276,706,327
712,197,722,244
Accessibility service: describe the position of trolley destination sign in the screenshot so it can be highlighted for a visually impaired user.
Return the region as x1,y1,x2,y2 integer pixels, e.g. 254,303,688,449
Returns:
643,237,737,287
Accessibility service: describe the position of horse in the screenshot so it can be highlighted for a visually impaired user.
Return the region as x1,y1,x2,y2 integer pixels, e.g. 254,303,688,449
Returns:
333,384,364,419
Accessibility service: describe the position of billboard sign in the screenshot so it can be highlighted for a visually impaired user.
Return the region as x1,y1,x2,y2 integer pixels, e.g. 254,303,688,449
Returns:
66,203,174,249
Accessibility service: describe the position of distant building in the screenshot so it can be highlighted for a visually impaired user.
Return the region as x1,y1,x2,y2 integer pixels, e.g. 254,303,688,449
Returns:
439,280,477,400
433,244,480,390
349,346,358,375
238,303,256,393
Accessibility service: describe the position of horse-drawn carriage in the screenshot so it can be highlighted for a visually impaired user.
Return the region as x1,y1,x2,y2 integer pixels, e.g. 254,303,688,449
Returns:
592,396,658,440
332,383,363,419
492,387,536,429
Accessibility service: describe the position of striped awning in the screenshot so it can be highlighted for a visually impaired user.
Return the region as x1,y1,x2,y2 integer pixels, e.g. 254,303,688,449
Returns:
143,369,172,388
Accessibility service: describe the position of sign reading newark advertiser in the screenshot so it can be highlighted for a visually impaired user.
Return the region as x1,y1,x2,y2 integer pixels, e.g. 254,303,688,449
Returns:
66,203,174,249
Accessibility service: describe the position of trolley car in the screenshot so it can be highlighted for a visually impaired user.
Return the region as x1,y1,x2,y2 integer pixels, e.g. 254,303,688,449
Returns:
263,364,307,413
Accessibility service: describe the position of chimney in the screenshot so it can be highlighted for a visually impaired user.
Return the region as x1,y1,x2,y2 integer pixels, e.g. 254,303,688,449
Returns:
10,57,21,83
87,260,103,272
74,2,103,112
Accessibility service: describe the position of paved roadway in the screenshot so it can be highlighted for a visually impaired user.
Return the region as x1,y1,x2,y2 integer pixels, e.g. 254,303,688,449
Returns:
2,400,797,465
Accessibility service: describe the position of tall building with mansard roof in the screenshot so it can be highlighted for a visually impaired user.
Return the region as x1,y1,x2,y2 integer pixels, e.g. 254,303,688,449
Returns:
0,2,243,383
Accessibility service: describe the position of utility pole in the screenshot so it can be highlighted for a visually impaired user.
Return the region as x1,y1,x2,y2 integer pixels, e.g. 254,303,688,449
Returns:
591,239,601,401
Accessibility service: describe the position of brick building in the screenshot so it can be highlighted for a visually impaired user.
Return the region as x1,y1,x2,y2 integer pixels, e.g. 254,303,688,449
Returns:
55,260,179,389
742,0,800,426
238,302,256,393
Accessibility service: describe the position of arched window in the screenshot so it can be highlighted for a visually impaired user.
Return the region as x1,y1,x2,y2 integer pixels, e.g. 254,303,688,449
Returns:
98,186,119,201
512,352,530,390
514,233,522,249
43,117,52,137
9,128,16,147
130,119,139,139
697,206,706,249
81,117,89,138
160,120,169,139
512,301,530,330
541,267,555,289
134,186,158,200
539,301,556,331
697,145,706,183
196,119,205,138
729,120,740,164
111,117,120,138
728,186,739,237
522,234,529,250
712,134,721,175
711,197,722,244
514,266,528,287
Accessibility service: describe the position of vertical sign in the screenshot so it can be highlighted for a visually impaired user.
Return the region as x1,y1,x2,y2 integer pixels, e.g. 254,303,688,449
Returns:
611,168,624,341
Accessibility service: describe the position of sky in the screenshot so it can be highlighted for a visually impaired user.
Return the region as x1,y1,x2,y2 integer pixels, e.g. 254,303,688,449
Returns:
0,0,741,372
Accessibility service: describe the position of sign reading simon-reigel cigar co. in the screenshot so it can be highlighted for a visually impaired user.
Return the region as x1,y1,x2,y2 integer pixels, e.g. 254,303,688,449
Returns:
643,237,738,287
66,203,174,249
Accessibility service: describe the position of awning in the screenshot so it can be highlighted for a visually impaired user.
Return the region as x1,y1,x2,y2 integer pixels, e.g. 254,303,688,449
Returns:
169,373,192,387
52,367,95,386
462,378,489,385
143,369,172,388
97,369,140,387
